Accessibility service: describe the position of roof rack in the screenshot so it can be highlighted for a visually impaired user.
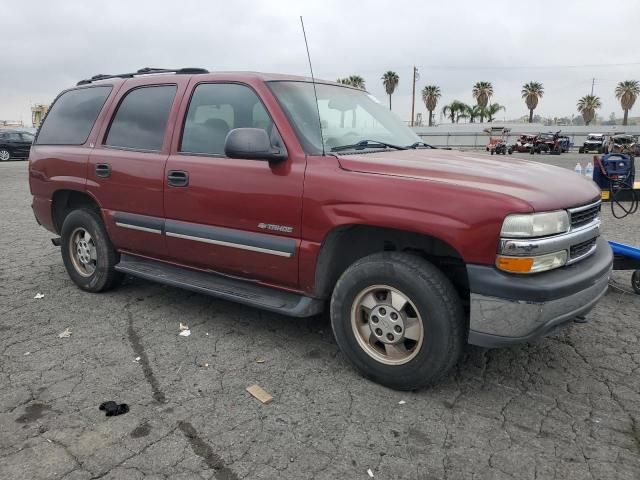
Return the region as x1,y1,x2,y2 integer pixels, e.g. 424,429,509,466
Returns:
77,67,209,86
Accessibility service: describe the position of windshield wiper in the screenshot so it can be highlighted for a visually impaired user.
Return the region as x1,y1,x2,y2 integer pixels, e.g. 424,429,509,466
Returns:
407,141,436,149
330,140,407,152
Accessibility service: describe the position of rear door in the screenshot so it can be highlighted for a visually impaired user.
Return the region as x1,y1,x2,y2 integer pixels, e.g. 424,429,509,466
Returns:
163,81,305,287
87,77,189,259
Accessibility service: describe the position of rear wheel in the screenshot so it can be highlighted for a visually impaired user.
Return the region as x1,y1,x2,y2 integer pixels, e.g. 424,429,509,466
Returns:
60,209,123,292
330,252,465,390
0,149,10,161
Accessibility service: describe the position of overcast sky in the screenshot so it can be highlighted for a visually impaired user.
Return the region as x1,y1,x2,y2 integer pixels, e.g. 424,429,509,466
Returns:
2,0,640,125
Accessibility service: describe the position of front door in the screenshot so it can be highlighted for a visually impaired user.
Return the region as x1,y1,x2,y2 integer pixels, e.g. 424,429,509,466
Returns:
87,78,188,259
164,82,304,287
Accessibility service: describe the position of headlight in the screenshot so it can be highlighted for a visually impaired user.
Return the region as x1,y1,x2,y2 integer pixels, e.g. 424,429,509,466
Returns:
496,250,568,274
500,211,570,238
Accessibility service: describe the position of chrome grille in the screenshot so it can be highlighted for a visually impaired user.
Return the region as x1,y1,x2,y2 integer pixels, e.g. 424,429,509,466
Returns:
569,202,601,229
569,238,597,260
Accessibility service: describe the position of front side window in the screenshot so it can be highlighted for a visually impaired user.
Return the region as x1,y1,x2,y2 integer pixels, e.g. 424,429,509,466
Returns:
36,86,112,145
269,81,420,154
20,133,35,143
105,85,177,151
180,83,273,155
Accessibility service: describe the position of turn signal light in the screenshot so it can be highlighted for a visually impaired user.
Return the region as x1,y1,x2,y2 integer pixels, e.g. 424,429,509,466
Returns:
496,256,534,273
496,251,568,274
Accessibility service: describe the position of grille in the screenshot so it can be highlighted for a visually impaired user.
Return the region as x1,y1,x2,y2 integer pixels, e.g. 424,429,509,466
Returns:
570,238,597,260
570,203,600,229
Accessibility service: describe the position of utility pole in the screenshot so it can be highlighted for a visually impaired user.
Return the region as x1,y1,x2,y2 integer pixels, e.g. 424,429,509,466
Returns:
411,66,418,127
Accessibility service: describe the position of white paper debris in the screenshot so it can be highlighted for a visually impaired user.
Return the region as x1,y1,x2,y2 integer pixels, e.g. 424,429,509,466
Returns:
134,357,141,362
58,328,72,338
34,293,45,299
256,358,266,364
398,400,406,405
24,352,31,356
179,322,189,331
179,329,191,337
367,468,374,478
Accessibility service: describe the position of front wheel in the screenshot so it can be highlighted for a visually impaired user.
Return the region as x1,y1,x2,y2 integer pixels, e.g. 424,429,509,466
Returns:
0,149,11,161
632,270,640,294
330,252,465,390
60,208,123,292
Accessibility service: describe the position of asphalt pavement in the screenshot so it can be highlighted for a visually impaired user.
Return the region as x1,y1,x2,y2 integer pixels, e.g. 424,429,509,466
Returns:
1,157,639,480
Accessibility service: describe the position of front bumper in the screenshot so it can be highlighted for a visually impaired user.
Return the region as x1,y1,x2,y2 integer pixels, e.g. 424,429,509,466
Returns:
467,237,613,347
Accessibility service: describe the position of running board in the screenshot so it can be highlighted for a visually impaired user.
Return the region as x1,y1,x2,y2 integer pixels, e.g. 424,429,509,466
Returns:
115,254,324,317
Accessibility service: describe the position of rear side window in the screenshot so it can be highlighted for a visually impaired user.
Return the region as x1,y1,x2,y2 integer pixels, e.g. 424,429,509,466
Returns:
36,86,112,145
105,85,177,151
180,83,273,155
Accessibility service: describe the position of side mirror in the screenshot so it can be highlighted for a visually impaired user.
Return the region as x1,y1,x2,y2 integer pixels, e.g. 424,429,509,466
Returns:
224,128,286,162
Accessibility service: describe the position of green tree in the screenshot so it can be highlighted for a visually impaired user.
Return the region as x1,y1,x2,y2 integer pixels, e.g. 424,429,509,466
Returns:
615,80,640,126
472,81,493,122
464,104,483,123
442,100,468,123
381,71,399,109
484,103,505,122
421,85,441,126
521,82,544,123
577,95,602,126
348,75,366,90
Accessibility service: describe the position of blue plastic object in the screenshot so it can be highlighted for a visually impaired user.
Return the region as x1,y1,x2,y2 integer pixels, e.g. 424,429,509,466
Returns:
609,241,640,261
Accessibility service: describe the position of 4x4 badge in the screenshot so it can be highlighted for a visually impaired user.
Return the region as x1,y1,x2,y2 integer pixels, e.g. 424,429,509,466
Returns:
258,223,293,233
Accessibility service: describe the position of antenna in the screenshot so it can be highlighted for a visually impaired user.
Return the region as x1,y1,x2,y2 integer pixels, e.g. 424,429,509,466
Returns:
300,16,325,156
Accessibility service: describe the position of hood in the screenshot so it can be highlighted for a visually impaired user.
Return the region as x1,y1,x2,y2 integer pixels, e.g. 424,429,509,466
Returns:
336,149,600,212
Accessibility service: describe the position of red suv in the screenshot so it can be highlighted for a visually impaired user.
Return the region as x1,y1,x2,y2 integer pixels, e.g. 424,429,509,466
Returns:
29,68,612,389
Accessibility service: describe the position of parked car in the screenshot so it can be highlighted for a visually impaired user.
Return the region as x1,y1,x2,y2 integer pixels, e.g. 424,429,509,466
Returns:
0,129,34,161
29,68,612,390
530,131,563,154
579,134,606,154
604,134,639,155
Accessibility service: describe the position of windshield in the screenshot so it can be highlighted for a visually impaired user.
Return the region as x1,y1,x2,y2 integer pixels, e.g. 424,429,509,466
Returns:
586,135,602,141
268,81,420,154
614,136,633,144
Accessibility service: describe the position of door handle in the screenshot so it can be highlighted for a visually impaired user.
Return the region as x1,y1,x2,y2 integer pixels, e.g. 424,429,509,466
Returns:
95,163,111,178
167,170,189,187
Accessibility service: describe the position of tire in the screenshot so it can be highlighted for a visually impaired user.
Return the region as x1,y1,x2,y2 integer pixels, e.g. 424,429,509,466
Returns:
0,149,11,161
60,208,123,292
330,252,465,390
508,148,513,155
490,150,494,155
632,270,640,295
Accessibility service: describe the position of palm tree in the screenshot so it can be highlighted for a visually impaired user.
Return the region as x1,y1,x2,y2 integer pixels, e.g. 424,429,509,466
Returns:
382,71,399,109
442,101,468,123
522,82,544,123
484,103,505,122
577,95,602,126
348,75,366,90
336,78,350,85
615,80,640,126
421,85,441,126
472,81,493,122
464,104,483,123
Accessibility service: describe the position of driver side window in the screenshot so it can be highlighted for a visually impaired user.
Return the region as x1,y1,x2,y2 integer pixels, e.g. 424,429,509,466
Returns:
180,83,274,156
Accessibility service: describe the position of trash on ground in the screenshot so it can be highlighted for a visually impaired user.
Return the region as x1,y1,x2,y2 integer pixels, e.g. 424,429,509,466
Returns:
398,400,406,405
179,322,189,331
134,357,141,362
246,384,273,404
205,332,209,336
367,468,374,478
200,362,209,368
256,358,266,364
24,352,31,356
58,328,72,338
179,329,191,337
99,401,129,417
34,293,45,299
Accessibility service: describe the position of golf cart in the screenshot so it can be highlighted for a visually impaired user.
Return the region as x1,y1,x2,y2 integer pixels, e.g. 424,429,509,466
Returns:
484,127,512,155
605,134,640,155
511,134,536,153
579,133,605,154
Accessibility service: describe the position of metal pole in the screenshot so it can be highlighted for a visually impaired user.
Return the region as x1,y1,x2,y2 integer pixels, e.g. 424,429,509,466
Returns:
411,66,417,127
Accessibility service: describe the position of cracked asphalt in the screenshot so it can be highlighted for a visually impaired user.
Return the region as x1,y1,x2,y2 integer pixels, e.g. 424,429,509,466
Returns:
1,155,639,480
